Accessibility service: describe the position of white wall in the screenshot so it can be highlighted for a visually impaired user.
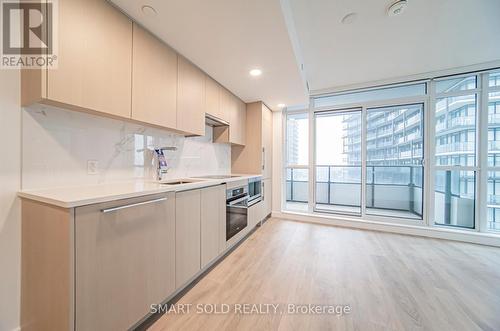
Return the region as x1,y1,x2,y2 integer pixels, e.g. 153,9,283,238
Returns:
22,104,231,190
0,70,21,331
272,111,283,212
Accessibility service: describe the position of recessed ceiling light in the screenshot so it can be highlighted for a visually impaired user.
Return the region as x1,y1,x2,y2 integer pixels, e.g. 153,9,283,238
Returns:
277,103,286,108
141,5,157,17
341,12,358,25
387,0,407,17
249,69,262,77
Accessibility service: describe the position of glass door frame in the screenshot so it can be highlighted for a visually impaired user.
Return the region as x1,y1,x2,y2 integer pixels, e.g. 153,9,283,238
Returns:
310,94,429,226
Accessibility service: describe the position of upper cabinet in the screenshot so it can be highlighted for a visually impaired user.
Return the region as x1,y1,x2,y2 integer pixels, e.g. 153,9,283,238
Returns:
48,0,132,118
213,88,246,146
177,57,206,136
231,101,272,178
131,24,177,129
222,88,246,146
231,98,247,146
205,76,228,122
21,0,247,140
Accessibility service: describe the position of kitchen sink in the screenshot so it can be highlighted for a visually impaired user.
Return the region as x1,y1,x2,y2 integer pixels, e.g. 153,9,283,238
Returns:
160,179,203,185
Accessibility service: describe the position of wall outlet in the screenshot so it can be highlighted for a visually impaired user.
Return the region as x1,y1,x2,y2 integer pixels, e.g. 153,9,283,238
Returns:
87,160,99,175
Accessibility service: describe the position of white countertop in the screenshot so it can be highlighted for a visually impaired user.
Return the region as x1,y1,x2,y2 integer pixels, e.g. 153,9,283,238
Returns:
18,174,261,208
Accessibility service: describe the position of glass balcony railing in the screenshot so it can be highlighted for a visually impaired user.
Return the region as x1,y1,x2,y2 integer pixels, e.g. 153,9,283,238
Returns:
450,116,475,127
435,141,475,154
287,165,423,219
488,140,500,151
436,121,446,132
489,113,500,125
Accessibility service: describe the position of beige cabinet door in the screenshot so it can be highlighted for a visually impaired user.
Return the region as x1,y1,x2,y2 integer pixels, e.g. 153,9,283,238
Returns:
229,96,246,146
262,104,273,179
248,201,262,229
132,24,177,129
48,0,132,118
75,193,175,331
176,189,201,287
177,57,206,136
201,185,225,268
205,76,228,122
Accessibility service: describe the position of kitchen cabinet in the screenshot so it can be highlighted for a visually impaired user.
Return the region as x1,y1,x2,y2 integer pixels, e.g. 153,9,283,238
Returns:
175,189,201,287
201,185,226,268
230,97,247,146
248,201,262,229
20,182,245,330
131,24,177,129
232,101,273,178
177,57,206,136
214,89,246,145
75,193,175,331
205,76,228,122
22,0,133,119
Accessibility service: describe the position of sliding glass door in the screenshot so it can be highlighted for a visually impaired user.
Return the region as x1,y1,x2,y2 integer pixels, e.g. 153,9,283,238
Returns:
366,104,424,219
314,109,362,214
313,104,424,220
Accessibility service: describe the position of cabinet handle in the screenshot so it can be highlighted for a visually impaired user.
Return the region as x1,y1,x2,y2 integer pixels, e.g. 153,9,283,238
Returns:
101,197,167,213
262,181,265,202
262,147,265,171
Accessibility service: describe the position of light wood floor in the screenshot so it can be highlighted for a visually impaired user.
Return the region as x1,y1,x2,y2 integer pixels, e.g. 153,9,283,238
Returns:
149,218,500,331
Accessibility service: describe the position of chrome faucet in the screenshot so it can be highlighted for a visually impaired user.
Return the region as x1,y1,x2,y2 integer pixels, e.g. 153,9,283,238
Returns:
137,146,177,181
154,147,177,181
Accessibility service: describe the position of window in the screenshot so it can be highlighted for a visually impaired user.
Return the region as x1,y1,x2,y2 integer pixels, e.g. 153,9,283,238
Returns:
283,68,500,236
285,112,309,212
366,104,424,219
435,95,476,166
315,109,362,214
434,170,475,228
286,113,308,166
433,75,478,229
487,72,500,232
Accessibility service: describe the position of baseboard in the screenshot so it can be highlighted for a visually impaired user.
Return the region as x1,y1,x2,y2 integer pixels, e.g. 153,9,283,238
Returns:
272,211,500,247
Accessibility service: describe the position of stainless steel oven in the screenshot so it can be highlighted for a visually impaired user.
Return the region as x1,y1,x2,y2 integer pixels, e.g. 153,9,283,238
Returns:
248,176,262,206
226,184,249,241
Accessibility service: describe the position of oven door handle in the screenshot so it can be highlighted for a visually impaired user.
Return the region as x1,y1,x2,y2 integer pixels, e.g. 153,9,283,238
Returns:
227,195,249,206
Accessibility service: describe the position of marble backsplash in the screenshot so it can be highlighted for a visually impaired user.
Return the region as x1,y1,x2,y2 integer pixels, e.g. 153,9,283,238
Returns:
21,104,231,190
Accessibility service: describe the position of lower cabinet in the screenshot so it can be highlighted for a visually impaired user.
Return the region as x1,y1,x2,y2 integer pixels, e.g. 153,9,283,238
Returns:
248,201,262,229
21,185,230,331
201,185,226,268
75,193,175,331
175,189,201,288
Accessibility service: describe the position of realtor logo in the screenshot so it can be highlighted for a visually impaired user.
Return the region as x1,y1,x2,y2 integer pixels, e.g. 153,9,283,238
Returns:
1,0,58,68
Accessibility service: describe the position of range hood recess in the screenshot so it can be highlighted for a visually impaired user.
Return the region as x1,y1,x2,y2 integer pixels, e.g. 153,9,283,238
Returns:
205,114,229,127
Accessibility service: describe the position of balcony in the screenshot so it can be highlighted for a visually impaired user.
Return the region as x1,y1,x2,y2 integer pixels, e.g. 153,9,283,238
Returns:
286,165,423,219
489,113,500,125
488,140,500,151
435,142,475,154
406,115,421,126
450,116,475,127
399,150,412,158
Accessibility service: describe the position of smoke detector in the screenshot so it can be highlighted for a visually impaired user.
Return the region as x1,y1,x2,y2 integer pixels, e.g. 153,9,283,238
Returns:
387,0,407,17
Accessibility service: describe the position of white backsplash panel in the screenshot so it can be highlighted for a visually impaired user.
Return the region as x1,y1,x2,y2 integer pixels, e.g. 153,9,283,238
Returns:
22,105,231,190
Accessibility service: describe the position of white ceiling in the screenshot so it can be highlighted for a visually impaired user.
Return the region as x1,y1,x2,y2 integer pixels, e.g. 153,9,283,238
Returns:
110,0,309,110
288,0,500,93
